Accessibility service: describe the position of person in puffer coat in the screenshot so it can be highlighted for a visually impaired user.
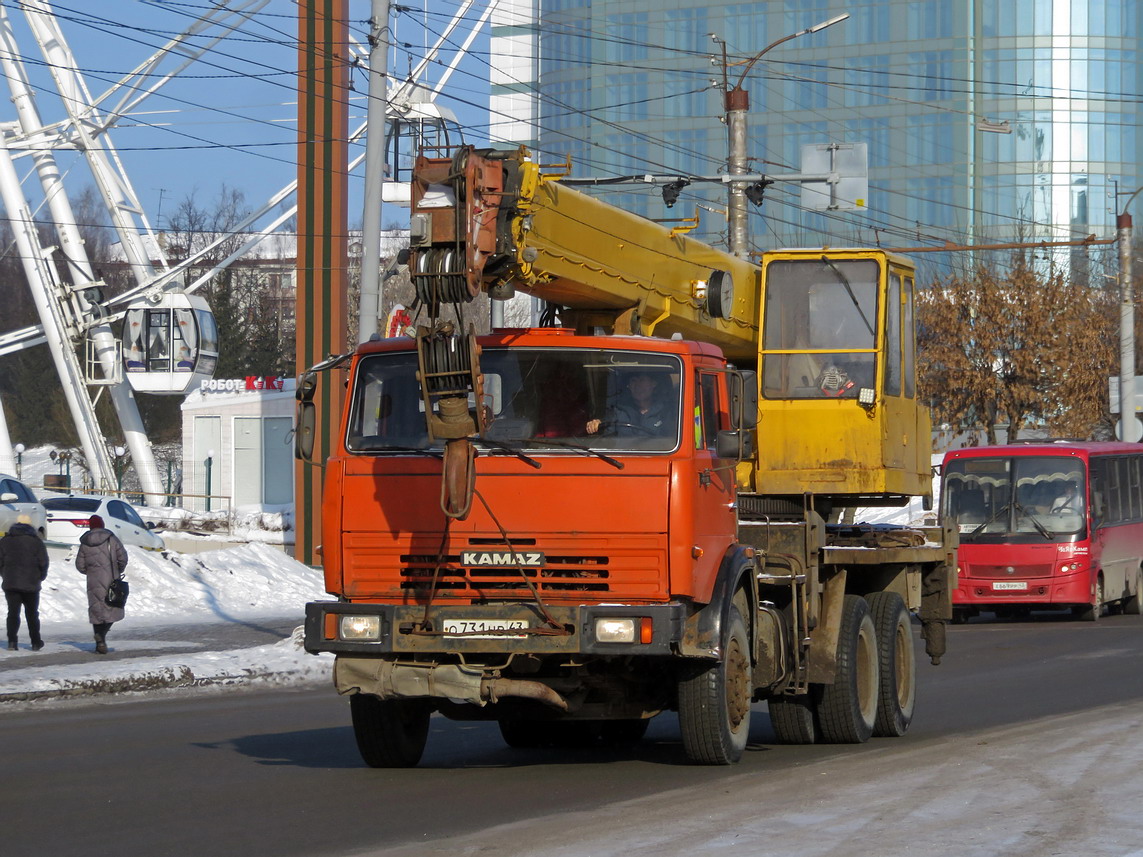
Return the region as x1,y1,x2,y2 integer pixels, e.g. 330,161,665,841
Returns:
1,513,49,651
75,514,128,654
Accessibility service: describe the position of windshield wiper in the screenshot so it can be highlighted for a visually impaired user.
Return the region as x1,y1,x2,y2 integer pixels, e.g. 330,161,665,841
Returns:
820,255,875,337
1014,501,1052,538
519,438,624,469
471,438,542,469
970,502,1010,536
354,441,441,458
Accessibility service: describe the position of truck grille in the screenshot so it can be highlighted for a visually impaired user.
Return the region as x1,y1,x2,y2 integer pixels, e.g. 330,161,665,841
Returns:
399,553,610,594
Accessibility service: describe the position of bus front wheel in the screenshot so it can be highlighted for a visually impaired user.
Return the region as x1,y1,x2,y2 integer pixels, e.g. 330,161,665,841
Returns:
1073,575,1104,622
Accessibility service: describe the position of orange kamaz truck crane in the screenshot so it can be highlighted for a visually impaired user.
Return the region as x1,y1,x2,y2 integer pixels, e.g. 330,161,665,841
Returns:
298,146,956,767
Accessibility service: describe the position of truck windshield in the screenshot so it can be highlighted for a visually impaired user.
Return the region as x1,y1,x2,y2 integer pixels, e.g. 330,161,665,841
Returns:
346,348,683,454
761,258,879,399
941,455,1087,543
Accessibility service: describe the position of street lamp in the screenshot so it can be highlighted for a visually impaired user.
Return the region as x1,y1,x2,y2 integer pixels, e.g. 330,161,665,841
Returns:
205,449,215,513
718,13,849,256
1117,187,1142,441
13,443,23,479
113,445,127,495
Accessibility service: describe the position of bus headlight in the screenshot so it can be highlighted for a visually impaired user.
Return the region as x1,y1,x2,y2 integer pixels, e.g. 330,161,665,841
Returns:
340,615,381,640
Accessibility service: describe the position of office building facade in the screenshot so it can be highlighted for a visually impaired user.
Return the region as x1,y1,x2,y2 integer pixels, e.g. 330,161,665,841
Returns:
490,0,1142,279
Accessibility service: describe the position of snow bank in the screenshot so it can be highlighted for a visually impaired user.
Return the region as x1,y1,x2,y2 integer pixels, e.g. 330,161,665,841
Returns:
38,541,324,628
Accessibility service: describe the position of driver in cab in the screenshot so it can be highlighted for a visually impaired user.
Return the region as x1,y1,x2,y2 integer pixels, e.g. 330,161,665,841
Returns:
586,371,672,436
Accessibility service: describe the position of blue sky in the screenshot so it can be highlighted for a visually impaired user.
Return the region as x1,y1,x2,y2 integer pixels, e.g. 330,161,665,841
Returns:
2,0,491,231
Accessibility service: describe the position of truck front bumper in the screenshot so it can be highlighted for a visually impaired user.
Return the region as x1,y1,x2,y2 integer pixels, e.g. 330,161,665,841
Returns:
304,600,687,657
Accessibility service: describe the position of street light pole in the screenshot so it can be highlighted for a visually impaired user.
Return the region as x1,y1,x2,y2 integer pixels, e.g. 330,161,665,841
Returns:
1118,187,1141,441
721,14,848,257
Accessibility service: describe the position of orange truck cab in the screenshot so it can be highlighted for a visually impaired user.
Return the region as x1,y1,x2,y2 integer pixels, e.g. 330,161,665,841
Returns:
304,329,757,754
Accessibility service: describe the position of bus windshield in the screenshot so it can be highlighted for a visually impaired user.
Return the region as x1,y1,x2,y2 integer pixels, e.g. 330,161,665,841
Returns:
346,348,683,454
942,455,1086,543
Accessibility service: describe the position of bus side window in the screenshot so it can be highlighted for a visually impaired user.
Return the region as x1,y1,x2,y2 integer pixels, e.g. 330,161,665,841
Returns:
1090,459,1108,527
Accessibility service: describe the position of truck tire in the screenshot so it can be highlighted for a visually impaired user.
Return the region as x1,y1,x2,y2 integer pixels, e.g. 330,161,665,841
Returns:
678,605,752,765
866,591,916,738
350,694,431,768
767,694,817,744
817,594,878,744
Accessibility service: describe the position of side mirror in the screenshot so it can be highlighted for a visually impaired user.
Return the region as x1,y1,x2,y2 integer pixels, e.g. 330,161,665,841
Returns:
146,521,156,530
297,372,318,403
716,429,753,461
0,492,17,503
295,401,317,461
729,370,759,431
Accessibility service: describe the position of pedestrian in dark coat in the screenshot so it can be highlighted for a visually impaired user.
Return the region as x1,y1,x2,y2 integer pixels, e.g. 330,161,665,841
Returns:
75,514,128,654
0,513,49,651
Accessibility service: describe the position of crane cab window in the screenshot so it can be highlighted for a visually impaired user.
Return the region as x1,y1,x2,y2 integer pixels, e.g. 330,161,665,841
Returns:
761,258,879,400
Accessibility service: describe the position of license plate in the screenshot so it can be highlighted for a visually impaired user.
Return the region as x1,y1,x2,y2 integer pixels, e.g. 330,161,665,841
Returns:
442,619,528,639
992,581,1028,591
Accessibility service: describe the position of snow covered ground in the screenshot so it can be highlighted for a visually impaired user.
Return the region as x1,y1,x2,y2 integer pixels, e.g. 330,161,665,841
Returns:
0,540,332,702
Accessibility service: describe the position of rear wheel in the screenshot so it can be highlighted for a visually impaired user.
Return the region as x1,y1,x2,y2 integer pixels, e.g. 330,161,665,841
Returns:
866,592,916,738
678,606,752,765
768,694,818,744
817,594,879,744
350,694,431,768
1123,570,1143,616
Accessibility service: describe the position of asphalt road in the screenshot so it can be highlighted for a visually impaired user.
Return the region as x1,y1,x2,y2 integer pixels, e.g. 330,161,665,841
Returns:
4,613,1143,857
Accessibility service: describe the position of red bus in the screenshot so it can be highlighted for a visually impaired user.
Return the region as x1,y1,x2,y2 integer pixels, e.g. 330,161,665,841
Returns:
941,441,1143,622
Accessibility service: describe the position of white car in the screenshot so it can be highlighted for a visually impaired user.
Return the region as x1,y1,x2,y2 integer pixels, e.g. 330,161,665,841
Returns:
0,474,46,538
42,494,165,551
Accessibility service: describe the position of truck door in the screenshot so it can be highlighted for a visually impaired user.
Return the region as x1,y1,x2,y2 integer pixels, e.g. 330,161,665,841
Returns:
682,370,738,596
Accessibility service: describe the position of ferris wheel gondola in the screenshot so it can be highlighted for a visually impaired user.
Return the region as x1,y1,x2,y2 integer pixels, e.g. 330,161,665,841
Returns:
121,292,218,394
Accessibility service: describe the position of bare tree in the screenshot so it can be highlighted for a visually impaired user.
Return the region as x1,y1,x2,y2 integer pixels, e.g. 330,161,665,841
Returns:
918,257,1118,443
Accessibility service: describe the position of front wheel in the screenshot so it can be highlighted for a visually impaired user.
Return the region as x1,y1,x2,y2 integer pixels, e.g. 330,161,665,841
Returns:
866,592,916,738
350,694,431,768
678,606,752,765
1074,575,1105,622
817,594,879,744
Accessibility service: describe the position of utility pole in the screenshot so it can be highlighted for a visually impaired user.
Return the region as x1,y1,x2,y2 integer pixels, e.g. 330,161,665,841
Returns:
358,0,391,344
719,14,848,258
1119,200,1138,441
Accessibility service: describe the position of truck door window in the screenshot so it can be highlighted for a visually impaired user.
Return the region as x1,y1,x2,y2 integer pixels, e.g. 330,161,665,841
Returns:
903,276,916,398
695,373,721,450
885,272,902,397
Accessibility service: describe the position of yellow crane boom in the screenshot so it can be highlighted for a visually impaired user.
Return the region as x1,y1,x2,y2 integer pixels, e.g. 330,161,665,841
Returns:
409,146,933,507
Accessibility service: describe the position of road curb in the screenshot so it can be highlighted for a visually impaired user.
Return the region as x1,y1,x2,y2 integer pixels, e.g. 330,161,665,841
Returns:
0,664,325,704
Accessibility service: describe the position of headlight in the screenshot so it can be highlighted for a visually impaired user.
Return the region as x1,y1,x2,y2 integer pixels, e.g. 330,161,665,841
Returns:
340,615,381,640
595,617,636,644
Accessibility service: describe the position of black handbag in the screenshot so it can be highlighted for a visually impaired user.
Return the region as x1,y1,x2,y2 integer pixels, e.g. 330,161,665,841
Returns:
105,576,129,608
104,541,128,607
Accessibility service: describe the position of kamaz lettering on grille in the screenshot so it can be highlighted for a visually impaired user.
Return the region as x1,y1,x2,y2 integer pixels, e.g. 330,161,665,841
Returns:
461,551,545,567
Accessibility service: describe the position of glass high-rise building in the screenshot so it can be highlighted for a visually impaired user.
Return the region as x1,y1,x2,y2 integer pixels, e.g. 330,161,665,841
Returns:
490,0,1141,279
